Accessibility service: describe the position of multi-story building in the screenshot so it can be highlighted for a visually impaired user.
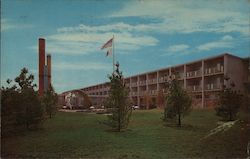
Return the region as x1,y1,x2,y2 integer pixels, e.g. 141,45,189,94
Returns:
62,53,249,109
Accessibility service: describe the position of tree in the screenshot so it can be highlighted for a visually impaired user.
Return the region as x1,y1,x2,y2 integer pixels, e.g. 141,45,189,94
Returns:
243,82,250,119
163,78,192,127
83,94,92,108
1,68,44,133
105,63,132,132
42,85,58,118
1,80,20,135
215,81,242,121
142,91,152,109
15,68,44,129
157,89,165,108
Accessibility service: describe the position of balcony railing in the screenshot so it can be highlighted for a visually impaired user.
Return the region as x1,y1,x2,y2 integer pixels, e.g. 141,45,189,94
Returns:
205,83,222,90
159,88,168,93
130,92,138,96
131,82,138,87
149,90,157,95
139,91,146,96
186,70,202,78
148,78,157,84
187,85,202,92
158,76,168,83
139,81,146,86
172,73,184,80
125,83,130,87
205,66,224,75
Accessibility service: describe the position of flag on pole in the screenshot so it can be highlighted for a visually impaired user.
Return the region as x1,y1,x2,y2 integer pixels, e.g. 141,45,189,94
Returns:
101,37,113,50
106,48,112,56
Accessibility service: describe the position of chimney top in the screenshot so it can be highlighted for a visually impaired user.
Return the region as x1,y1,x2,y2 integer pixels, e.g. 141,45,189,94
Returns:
39,38,45,41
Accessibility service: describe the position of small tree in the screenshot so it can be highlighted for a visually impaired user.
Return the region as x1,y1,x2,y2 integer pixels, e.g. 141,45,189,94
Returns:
105,63,132,132
215,81,242,121
157,90,165,108
243,82,250,119
43,85,58,118
163,78,192,127
142,91,152,109
15,68,44,129
83,94,92,109
1,68,44,132
1,80,20,135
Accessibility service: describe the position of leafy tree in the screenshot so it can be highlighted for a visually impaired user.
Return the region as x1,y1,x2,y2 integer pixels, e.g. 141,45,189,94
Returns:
17,88,44,129
82,93,92,109
1,80,20,135
43,85,58,118
1,68,44,133
163,77,192,127
215,81,242,121
105,63,132,132
142,91,152,109
243,82,250,115
157,90,165,108
15,68,44,129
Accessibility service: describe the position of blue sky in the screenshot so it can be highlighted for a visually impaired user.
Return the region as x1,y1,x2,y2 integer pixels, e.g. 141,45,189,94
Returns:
1,0,249,93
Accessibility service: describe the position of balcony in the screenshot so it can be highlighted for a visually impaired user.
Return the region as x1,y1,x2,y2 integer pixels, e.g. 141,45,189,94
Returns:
131,82,138,87
159,88,168,94
139,91,146,96
186,70,202,78
172,73,184,80
205,83,222,91
139,81,146,86
158,76,168,83
148,78,157,84
205,66,224,75
149,90,157,95
187,85,202,92
130,92,138,96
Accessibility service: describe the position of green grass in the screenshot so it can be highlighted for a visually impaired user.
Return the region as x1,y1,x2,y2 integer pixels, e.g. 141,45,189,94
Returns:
2,109,249,158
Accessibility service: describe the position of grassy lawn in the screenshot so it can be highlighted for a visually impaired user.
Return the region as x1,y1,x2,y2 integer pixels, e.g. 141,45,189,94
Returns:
2,109,249,158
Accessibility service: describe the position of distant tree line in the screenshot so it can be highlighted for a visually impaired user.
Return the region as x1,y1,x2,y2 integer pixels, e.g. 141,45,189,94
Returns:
1,68,58,136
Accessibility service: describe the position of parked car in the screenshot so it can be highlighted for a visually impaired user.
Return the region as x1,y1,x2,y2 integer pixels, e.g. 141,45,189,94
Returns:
132,105,140,110
62,105,67,109
89,106,95,110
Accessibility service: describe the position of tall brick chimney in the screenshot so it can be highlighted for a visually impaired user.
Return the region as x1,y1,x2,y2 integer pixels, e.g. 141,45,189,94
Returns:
39,38,45,96
47,54,51,88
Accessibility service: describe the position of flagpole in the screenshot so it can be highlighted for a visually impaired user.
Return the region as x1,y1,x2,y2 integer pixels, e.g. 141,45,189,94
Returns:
113,35,115,73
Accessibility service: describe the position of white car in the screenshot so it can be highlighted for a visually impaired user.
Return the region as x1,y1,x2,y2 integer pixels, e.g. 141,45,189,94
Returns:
132,105,139,110
62,105,67,109
89,106,95,109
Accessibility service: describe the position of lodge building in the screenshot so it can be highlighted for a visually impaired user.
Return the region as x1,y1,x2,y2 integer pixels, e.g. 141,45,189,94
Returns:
61,53,249,109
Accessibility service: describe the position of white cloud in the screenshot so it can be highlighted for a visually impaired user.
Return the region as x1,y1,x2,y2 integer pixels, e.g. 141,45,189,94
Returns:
57,22,155,33
53,61,110,71
43,26,158,55
109,0,249,35
167,44,190,53
197,35,234,51
221,35,233,41
1,19,33,32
